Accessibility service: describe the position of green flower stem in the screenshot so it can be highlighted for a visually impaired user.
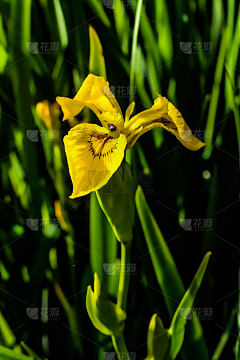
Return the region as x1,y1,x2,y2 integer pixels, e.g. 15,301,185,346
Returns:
117,242,132,311
111,334,131,360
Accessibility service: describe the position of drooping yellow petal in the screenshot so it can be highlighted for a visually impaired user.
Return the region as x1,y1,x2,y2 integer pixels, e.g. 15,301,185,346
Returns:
64,124,127,198
123,95,205,150
166,101,205,150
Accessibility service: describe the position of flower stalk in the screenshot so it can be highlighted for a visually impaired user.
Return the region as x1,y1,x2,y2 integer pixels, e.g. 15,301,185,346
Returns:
117,242,132,311
112,333,131,360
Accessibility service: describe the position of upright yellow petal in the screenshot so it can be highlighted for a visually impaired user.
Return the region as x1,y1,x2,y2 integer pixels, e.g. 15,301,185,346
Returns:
74,74,122,116
56,74,123,123
64,124,127,198
125,102,135,123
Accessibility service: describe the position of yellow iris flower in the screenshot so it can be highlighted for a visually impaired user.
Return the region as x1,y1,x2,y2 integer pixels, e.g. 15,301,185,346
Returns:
56,74,204,198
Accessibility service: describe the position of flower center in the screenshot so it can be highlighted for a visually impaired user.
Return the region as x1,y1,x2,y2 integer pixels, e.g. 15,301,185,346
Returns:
108,123,117,132
98,110,124,138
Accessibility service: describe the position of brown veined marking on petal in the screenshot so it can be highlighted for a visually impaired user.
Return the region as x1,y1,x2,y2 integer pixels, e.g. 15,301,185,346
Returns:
87,131,118,158
127,114,177,146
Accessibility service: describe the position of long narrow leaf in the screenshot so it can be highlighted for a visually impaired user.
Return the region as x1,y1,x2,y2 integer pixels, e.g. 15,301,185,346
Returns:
168,252,211,359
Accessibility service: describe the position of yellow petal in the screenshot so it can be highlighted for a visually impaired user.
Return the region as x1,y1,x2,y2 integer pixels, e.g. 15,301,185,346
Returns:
98,109,124,138
74,74,122,116
166,101,205,150
125,102,135,123
89,25,107,79
36,100,61,130
64,124,127,198
123,95,205,151
123,95,168,148
56,96,90,121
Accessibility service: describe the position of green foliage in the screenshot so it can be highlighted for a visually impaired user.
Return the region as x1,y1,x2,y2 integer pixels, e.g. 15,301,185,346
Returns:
0,0,240,359
0,346,33,360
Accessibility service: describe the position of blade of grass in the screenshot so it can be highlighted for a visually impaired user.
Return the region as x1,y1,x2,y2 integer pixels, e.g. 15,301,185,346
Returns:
136,186,210,360
53,0,68,49
202,29,228,159
20,342,42,360
113,0,129,55
169,252,212,360
129,0,143,104
0,346,33,360
211,309,237,359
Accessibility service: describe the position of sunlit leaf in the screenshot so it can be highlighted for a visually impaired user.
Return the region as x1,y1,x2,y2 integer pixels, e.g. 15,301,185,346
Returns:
168,253,211,359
